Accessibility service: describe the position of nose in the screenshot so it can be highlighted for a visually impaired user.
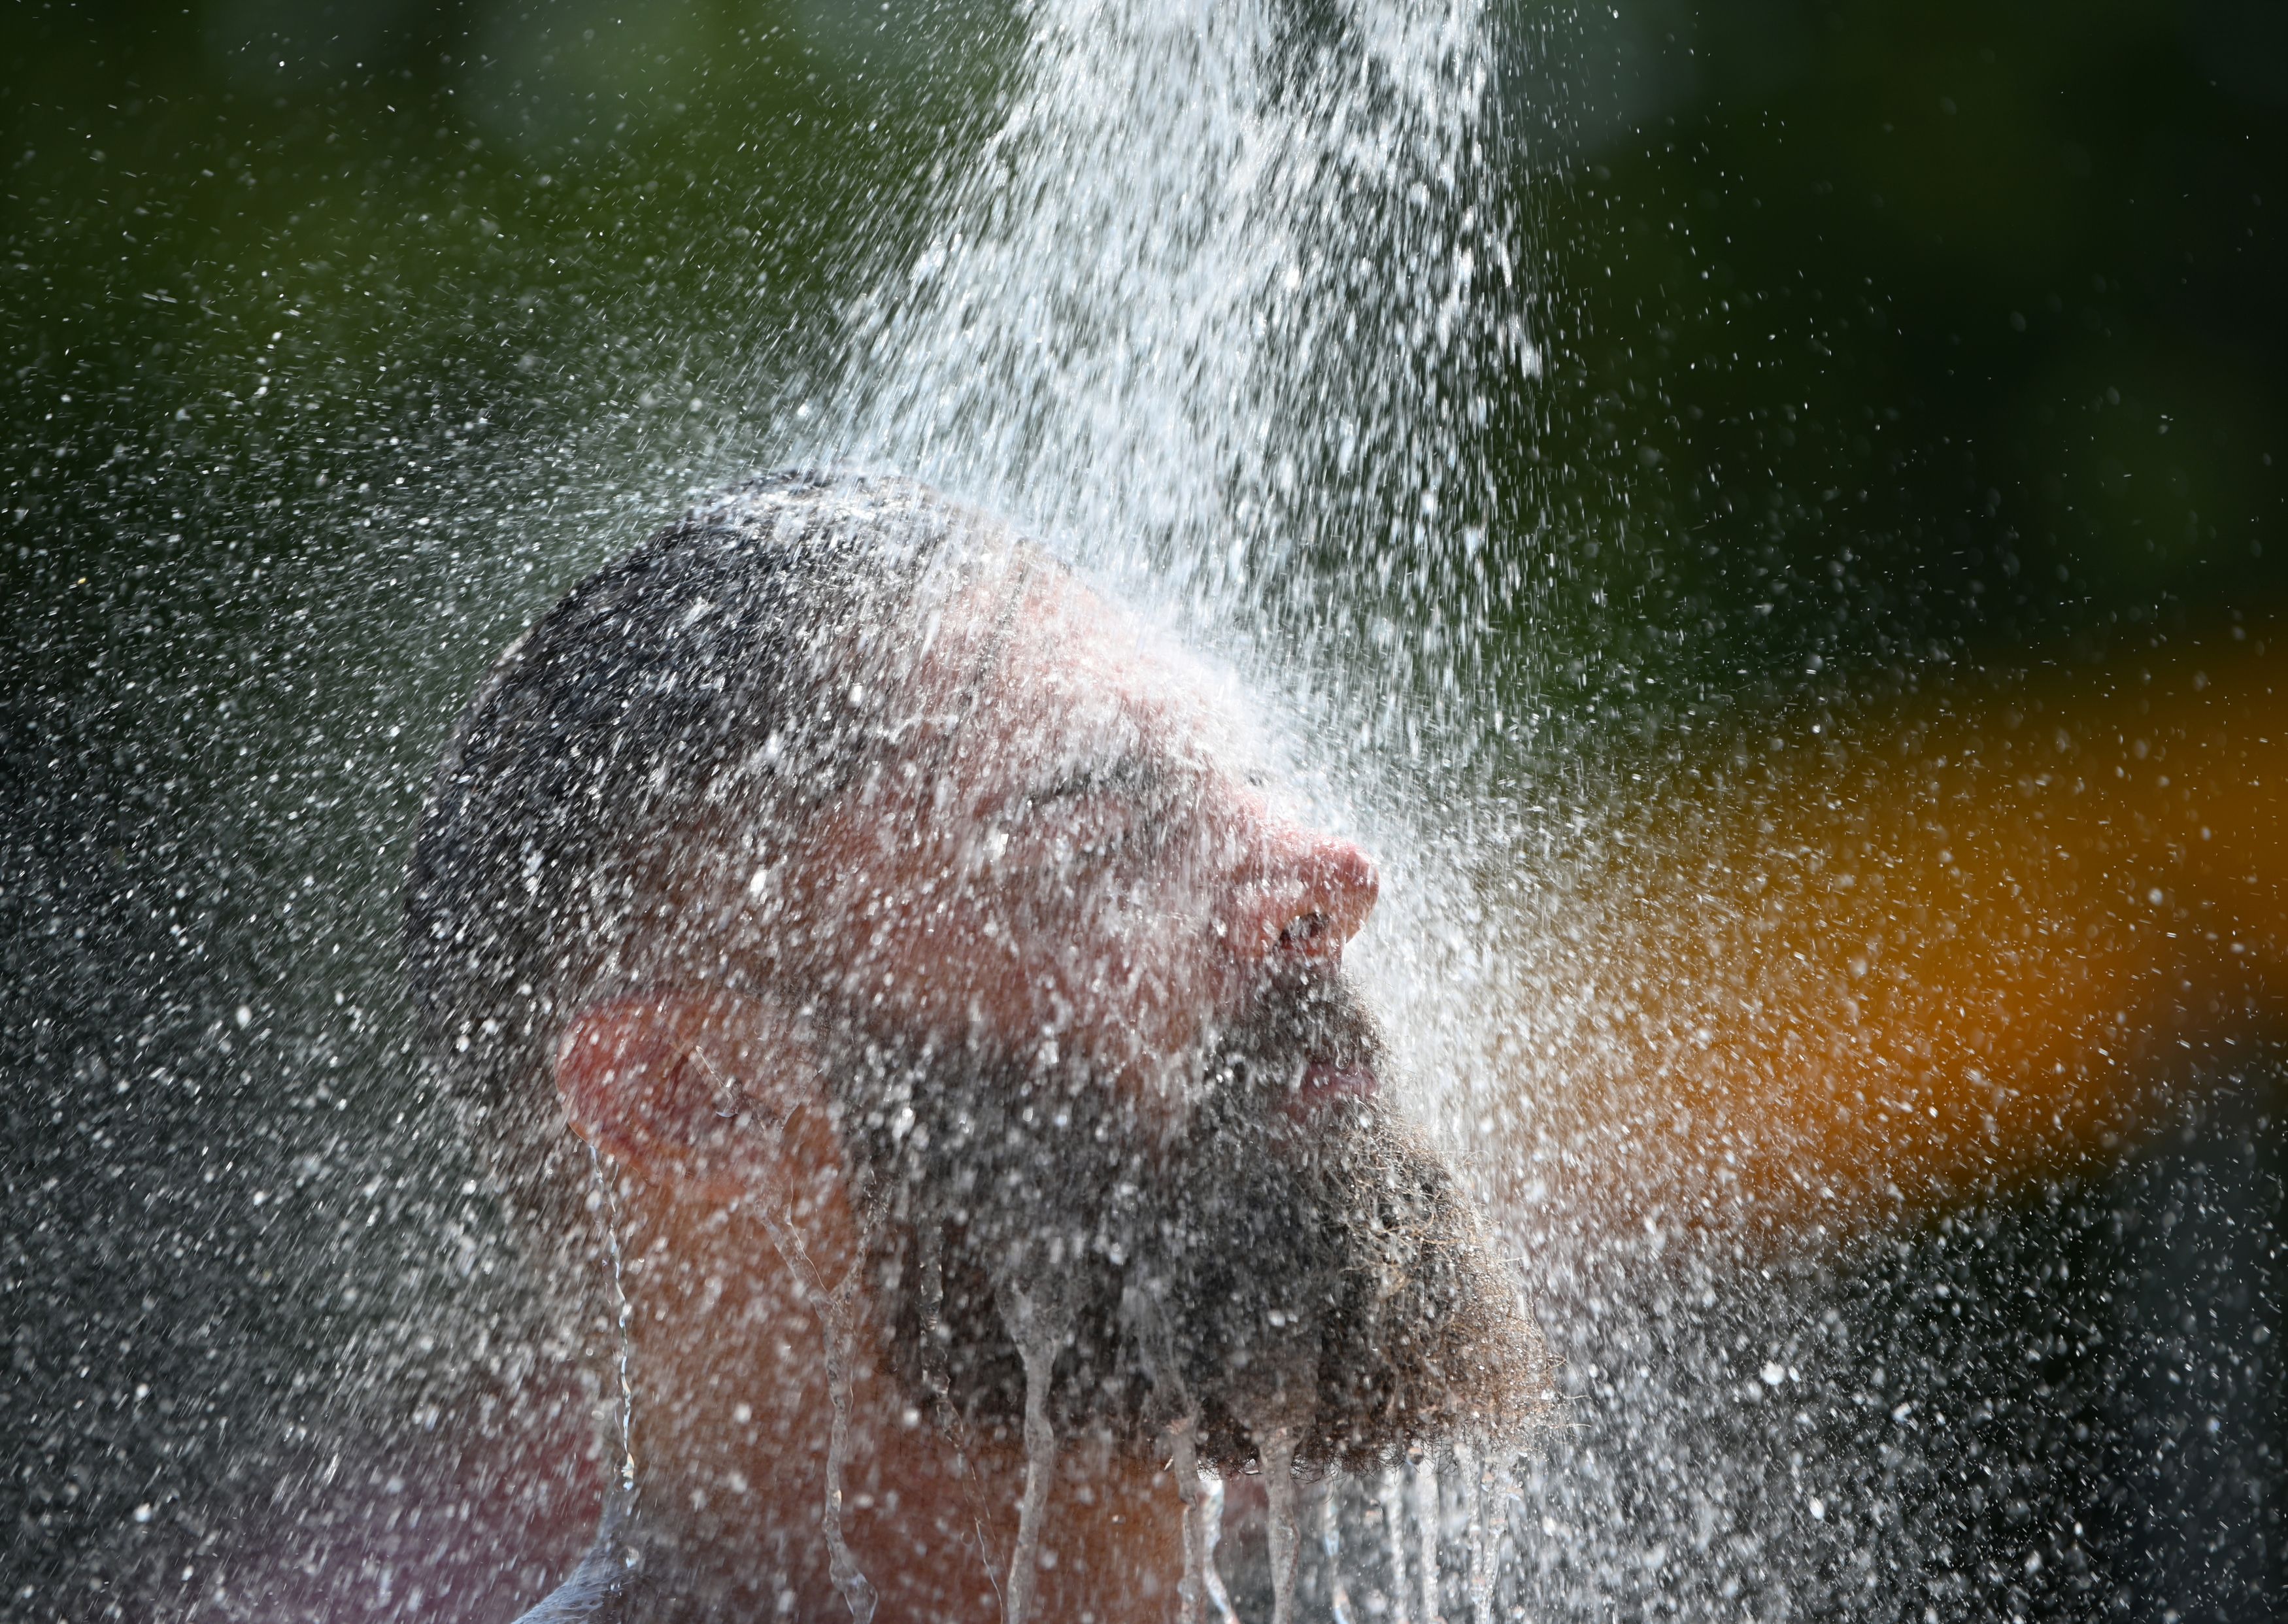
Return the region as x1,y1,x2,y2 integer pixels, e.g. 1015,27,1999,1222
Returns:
1226,815,1380,963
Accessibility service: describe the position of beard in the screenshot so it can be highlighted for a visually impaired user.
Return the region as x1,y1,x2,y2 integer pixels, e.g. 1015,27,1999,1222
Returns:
819,966,1542,1473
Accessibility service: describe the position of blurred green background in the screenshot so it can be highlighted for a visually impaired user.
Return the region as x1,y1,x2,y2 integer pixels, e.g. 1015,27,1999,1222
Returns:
1507,0,2287,697
8,0,2282,675
4,0,2284,1618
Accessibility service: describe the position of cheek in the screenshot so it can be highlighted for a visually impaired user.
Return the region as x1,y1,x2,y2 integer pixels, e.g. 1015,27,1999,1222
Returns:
811,811,1236,1058
922,883,1204,1047
1012,866,1229,1048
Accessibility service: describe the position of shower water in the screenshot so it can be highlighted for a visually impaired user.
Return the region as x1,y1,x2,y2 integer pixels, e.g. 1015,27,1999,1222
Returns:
784,0,1559,1617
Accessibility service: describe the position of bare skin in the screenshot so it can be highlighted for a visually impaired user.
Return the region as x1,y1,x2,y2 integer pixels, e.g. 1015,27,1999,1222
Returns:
528,555,2288,1621
252,567,2280,1624
552,556,1379,1622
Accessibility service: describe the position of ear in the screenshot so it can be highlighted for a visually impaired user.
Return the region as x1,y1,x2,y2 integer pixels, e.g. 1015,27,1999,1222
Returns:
554,992,742,1189
552,992,855,1254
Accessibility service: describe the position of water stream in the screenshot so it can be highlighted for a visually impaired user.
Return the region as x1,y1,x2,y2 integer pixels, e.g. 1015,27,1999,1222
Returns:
1001,1284,1067,1624
1258,1429,1300,1624
11,0,2277,1619
1412,1455,1445,1624
1378,1465,1414,1624
799,2,1540,1612
1170,1419,1211,1624
1320,1476,1356,1624
1201,1473,1242,1624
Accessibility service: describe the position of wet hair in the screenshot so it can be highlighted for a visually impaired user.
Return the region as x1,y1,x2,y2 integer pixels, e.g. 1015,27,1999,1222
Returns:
841,966,1545,1474
405,470,990,1336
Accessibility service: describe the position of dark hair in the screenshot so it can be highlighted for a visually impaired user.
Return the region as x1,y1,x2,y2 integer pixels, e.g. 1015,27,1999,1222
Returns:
405,469,988,1331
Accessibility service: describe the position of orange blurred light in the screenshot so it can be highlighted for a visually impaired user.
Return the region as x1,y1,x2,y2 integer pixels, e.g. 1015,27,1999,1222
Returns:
1498,622,2288,1239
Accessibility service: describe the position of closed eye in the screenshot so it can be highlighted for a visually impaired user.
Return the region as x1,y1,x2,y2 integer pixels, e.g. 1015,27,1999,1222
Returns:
1016,755,1174,866
1024,754,1163,807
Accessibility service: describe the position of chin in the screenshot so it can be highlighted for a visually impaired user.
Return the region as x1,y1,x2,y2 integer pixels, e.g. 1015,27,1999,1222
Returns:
836,1026,1545,1475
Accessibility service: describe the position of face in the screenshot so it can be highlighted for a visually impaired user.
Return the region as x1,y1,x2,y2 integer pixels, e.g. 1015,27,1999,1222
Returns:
762,549,1535,1468
785,550,1381,1116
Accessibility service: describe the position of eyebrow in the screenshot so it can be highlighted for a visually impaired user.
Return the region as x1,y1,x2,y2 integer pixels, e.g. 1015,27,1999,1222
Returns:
1024,753,1165,806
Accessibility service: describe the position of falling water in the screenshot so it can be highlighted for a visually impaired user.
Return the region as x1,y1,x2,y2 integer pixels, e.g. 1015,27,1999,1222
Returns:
1200,1473,1242,1624
1169,1418,1211,1624
796,2,1533,1604
1001,1285,1066,1624
1260,1428,1300,1624
1379,1465,1414,1624
582,1142,639,1508
818,0,1514,679
1321,1476,1356,1624
817,1272,881,1624
1458,1444,1494,1624
1413,1455,1444,1624
724,1053,879,1624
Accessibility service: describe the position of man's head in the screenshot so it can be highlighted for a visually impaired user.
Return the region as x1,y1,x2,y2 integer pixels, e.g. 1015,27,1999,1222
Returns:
408,471,1538,1479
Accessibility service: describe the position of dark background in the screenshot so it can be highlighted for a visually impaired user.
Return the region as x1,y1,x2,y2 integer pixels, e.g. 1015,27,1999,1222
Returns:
5,1,2284,1619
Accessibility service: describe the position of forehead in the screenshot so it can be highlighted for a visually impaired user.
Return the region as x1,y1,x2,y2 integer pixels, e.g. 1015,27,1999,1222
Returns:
924,555,1258,773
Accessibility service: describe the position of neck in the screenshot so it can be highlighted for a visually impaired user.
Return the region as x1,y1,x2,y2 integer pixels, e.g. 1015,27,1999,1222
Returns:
611,1204,1185,1624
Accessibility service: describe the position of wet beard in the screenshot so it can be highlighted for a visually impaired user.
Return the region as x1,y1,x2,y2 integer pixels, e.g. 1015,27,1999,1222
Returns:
822,974,1540,1473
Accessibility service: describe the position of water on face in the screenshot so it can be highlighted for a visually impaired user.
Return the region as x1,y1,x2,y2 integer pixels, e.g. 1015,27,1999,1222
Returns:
807,0,1539,1607
1000,1285,1066,1624
12,1,2284,1620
